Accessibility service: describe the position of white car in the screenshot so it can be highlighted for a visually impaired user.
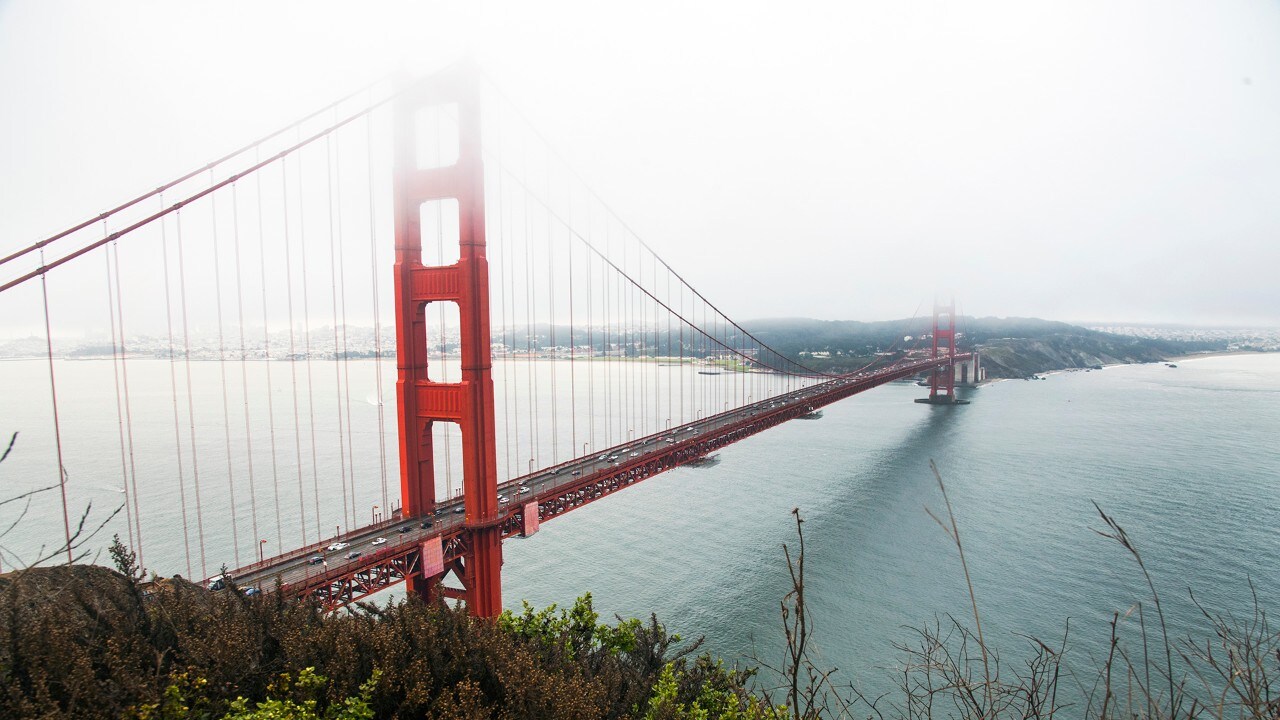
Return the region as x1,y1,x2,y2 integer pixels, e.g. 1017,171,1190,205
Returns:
371,537,387,546
327,541,349,551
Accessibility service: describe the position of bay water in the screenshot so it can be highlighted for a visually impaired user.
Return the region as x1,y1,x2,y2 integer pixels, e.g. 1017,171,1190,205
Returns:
2,352,1278,700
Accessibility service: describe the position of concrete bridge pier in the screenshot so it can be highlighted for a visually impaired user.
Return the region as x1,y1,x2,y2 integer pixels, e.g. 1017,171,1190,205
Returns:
954,353,985,386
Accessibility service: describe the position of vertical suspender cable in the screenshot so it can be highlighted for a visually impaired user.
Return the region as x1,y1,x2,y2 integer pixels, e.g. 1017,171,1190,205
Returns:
523,145,537,471
656,254,662,426
679,281,685,424
501,139,517,481
40,250,73,564
105,240,136,557
603,220,611,446
281,158,309,547
295,150,323,538
160,205,194,578
585,203,594,455
211,182,242,568
495,109,513,482
365,108,389,514
325,134,352,533
332,129,358,522
110,242,144,568
546,158,558,464
231,183,261,554
567,184,577,457
257,161,285,555
527,150,539,470
175,209,208,580
622,232,629,440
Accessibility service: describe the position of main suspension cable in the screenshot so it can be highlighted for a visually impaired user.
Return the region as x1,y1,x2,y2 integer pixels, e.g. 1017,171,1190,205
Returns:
1,77,389,271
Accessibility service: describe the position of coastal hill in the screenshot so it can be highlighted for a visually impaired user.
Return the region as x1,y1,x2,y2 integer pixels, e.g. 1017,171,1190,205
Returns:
743,316,1225,378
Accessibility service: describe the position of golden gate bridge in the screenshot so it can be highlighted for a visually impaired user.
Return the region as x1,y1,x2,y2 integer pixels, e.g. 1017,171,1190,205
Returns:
0,61,973,615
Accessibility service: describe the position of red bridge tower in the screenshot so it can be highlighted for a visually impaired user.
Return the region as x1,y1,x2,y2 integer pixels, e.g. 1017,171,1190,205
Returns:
930,300,956,402
393,62,503,617
916,299,971,405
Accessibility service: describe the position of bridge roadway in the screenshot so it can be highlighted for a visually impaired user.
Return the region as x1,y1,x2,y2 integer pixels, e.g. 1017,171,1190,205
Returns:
222,353,968,609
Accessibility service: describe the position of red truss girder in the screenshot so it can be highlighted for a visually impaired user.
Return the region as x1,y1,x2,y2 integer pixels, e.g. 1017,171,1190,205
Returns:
265,356,965,611
284,533,475,612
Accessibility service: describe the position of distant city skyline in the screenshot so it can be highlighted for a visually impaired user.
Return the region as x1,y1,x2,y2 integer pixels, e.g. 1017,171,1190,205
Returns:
6,318,1277,359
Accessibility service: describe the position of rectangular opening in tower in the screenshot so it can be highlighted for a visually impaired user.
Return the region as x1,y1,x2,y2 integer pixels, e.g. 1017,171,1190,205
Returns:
429,420,466,505
424,299,461,384
419,198,461,266
414,103,460,170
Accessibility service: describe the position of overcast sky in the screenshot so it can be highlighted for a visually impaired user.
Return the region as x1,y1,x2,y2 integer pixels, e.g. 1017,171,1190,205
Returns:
2,0,1278,329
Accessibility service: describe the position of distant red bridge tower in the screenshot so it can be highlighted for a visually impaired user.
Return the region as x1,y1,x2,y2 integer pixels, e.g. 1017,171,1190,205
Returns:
916,299,973,405
930,300,956,402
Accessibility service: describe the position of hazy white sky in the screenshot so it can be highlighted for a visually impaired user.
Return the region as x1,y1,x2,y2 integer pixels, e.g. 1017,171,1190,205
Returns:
2,0,1278,327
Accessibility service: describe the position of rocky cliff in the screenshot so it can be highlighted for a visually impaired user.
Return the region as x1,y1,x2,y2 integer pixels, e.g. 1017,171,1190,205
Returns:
976,334,1170,378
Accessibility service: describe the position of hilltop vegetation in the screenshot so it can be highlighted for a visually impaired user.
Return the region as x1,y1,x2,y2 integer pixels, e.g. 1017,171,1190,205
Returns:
2,508,1278,720
0,551,769,720
744,316,1223,377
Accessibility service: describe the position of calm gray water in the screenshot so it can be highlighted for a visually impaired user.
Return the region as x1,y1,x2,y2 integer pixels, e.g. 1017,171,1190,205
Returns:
503,354,1280,699
2,353,1278,699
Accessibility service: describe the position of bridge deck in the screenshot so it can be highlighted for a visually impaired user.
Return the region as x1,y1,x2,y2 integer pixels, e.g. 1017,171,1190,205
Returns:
225,354,968,609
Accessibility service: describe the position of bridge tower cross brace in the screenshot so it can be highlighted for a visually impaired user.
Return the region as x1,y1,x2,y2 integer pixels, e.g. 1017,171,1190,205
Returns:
393,63,503,617
929,300,957,402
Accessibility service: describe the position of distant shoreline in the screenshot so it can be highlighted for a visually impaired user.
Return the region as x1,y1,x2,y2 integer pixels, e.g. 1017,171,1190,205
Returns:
1166,349,1269,362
